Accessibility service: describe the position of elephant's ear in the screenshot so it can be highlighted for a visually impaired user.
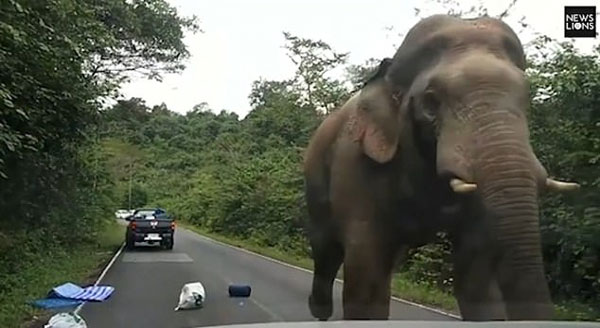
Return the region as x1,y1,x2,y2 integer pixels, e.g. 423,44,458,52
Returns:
353,58,403,163
361,57,393,88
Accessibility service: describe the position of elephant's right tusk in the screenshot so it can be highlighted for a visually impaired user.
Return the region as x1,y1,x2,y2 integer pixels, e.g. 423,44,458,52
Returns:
450,178,477,193
546,178,580,192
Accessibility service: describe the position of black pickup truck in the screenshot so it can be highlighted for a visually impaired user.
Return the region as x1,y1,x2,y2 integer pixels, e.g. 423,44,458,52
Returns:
125,208,175,250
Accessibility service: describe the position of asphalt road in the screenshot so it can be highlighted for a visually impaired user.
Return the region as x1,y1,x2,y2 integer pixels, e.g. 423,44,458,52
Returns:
80,224,455,328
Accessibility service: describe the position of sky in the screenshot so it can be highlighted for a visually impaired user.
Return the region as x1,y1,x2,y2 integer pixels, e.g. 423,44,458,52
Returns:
118,0,599,118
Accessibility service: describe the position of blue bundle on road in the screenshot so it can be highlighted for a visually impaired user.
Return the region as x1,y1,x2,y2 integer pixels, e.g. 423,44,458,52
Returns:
28,298,83,310
228,284,251,297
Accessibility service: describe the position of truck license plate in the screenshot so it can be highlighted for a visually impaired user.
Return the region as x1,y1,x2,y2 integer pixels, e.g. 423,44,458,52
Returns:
145,233,161,241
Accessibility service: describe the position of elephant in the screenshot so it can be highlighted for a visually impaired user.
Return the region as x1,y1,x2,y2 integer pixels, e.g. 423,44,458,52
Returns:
302,14,580,322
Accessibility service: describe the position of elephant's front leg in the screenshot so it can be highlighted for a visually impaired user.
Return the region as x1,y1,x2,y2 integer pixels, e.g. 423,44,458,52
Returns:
342,220,396,320
308,231,344,321
452,231,506,321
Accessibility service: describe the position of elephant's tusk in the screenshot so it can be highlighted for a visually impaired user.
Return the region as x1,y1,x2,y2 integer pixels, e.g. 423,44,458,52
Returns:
449,178,477,193
546,178,580,191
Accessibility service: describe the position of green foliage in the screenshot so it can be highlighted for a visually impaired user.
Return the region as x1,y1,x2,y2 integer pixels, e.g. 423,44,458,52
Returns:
282,32,350,113
121,184,148,209
403,233,454,291
84,0,199,84
0,0,195,325
527,40,600,305
246,80,321,150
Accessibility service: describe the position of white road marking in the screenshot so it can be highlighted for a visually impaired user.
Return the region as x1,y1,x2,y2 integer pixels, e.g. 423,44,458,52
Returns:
121,252,193,263
74,242,125,315
248,296,285,322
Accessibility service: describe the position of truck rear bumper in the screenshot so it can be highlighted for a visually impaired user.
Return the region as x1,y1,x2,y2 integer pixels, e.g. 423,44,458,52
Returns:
130,231,174,243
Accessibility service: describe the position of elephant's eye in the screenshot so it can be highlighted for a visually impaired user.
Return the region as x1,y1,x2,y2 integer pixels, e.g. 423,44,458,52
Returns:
422,89,441,119
423,90,441,113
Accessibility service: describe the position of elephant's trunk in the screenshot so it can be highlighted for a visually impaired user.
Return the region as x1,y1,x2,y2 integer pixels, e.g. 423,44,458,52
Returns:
430,50,556,319
471,108,553,320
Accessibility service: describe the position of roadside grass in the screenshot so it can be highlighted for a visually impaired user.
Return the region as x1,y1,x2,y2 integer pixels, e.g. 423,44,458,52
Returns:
553,301,600,322
0,219,124,328
182,222,600,322
391,273,458,314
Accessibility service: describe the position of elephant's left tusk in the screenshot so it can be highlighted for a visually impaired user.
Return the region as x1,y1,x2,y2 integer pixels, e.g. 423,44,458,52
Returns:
546,178,580,191
450,178,477,193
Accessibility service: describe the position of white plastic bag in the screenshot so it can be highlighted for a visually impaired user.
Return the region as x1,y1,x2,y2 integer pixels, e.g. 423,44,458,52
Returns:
44,312,87,328
174,282,206,311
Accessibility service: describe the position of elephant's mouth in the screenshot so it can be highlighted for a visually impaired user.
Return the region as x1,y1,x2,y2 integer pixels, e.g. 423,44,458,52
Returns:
434,172,471,216
436,166,475,194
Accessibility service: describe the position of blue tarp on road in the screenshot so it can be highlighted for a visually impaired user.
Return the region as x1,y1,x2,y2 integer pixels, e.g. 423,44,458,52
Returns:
50,282,114,302
29,282,114,309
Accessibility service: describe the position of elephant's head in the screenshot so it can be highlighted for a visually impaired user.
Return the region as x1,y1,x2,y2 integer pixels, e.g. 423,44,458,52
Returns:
353,15,580,319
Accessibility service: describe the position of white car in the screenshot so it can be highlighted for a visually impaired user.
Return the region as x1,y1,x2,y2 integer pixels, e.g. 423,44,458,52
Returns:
114,209,133,219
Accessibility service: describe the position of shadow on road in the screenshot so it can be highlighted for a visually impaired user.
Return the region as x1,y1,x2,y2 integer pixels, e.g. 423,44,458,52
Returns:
125,243,171,253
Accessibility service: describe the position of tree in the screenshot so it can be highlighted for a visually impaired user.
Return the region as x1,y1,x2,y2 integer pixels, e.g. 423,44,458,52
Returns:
249,79,299,109
122,184,148,209
282,32,350,113
246,78,321,150
85,0,200,86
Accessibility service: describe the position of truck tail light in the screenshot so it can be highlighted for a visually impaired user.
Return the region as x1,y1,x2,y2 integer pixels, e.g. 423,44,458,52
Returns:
171,221,176,230
130,222,137,230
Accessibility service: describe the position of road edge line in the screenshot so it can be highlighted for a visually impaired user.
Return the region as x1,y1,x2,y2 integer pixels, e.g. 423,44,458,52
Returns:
190,229,461,320
73,242,125,315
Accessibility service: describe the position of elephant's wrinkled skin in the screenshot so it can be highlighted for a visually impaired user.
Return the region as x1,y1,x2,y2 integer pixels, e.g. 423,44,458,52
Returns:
302,15,579,321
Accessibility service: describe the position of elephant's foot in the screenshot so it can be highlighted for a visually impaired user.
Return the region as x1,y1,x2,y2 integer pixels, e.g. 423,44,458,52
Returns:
504,301,553,320
309,294,333,320
458,300,507,321
343,302,390,320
